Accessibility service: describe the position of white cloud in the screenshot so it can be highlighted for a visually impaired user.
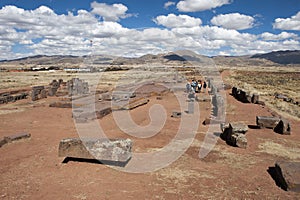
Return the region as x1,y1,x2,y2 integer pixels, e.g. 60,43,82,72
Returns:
164,1,176,9
273,11,300,31
0,5,299,60
211,13,255,30
260,32,298,41
154,14,202,28
177,0,232,12
91,1,132,22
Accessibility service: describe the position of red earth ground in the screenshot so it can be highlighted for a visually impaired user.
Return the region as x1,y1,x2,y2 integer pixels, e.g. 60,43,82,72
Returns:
0,70,299,199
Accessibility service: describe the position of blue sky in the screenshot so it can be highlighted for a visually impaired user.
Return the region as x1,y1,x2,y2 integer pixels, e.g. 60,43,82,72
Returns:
0,0,299,59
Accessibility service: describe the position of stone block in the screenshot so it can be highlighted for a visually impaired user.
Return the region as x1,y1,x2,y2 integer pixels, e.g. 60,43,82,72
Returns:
202,118,223,126
4,133,31,143
188,101,194,114
0,137,8,148
274,161,300,192
49,101,72,108
229,122,248,134
96,107,112,119
171,111,181,118
58,138,132,163
232,87,238,97
230,133,247,149
274,119,291,135
221,122,248,148
251,93,259,104
112,98,149,111
256,116,280,129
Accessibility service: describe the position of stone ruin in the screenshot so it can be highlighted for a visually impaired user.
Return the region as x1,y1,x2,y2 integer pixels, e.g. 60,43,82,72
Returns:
31,86,47,101
232,87,260,104
0,92,28,104
221,122,248,148
48,79,63,96
67,78,89,96
58,138,132,165
275,93,300,106
0,133,31,148
270,160,300,192
171,111,181,118
256,116,291,135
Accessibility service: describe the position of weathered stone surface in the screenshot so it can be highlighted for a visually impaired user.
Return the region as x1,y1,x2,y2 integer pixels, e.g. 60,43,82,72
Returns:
5,133,31,142
251,93,259,104
96,107,112,119
202,118,223,126
221,122,248,148
274,119,291,135
67,78,89,96
112,91,136,101
274,161,300,192
212,94,224,117
171,111,181,118
256,116,280,129
49,101,72,108
31,86,46,101
230,133,247,149
188,101,194,114
0,137,8,147
58,138,132,163
112,98,149,111
229,122,248,134
0,92,28,104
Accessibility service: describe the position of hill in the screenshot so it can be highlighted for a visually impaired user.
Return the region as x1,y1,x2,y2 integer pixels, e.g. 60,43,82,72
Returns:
1,50,300,69
251,50,300,64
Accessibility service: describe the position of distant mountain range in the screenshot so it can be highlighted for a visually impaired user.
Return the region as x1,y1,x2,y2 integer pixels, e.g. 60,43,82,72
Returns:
0,50,299,68
251,50,300,64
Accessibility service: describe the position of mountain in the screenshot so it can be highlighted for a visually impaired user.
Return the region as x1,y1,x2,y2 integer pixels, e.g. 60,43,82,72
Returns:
1,50,299,69
251,50,300,64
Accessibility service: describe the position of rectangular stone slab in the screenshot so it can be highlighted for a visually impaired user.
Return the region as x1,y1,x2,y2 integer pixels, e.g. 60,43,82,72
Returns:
229,122,248,134
111,98,149,111
256,116,280,129
58,138,132,163
5,133,31,142
274,161,300,192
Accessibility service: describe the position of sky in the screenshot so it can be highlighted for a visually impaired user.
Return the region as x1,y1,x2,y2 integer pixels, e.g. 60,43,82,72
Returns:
0,0,299,60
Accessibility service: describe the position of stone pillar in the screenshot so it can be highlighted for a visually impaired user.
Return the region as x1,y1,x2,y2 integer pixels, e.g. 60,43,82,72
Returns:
188,101,194,114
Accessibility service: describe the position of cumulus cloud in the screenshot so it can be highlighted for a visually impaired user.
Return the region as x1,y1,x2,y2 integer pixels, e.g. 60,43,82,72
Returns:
91,1,132,21
177,0,232,12
164,1,176,9
211,13,255,30
0,4,299,60
273,11,300,31
260,32,298,41
154,14,202,28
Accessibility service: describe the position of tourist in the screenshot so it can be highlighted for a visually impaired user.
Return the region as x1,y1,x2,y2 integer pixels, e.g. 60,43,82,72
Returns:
191,79,197,92
203,81,207,93
186,81,191,93
197,80,202,93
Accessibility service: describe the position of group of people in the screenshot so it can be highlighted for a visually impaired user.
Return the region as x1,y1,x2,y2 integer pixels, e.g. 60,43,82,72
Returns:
186,79,207,94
